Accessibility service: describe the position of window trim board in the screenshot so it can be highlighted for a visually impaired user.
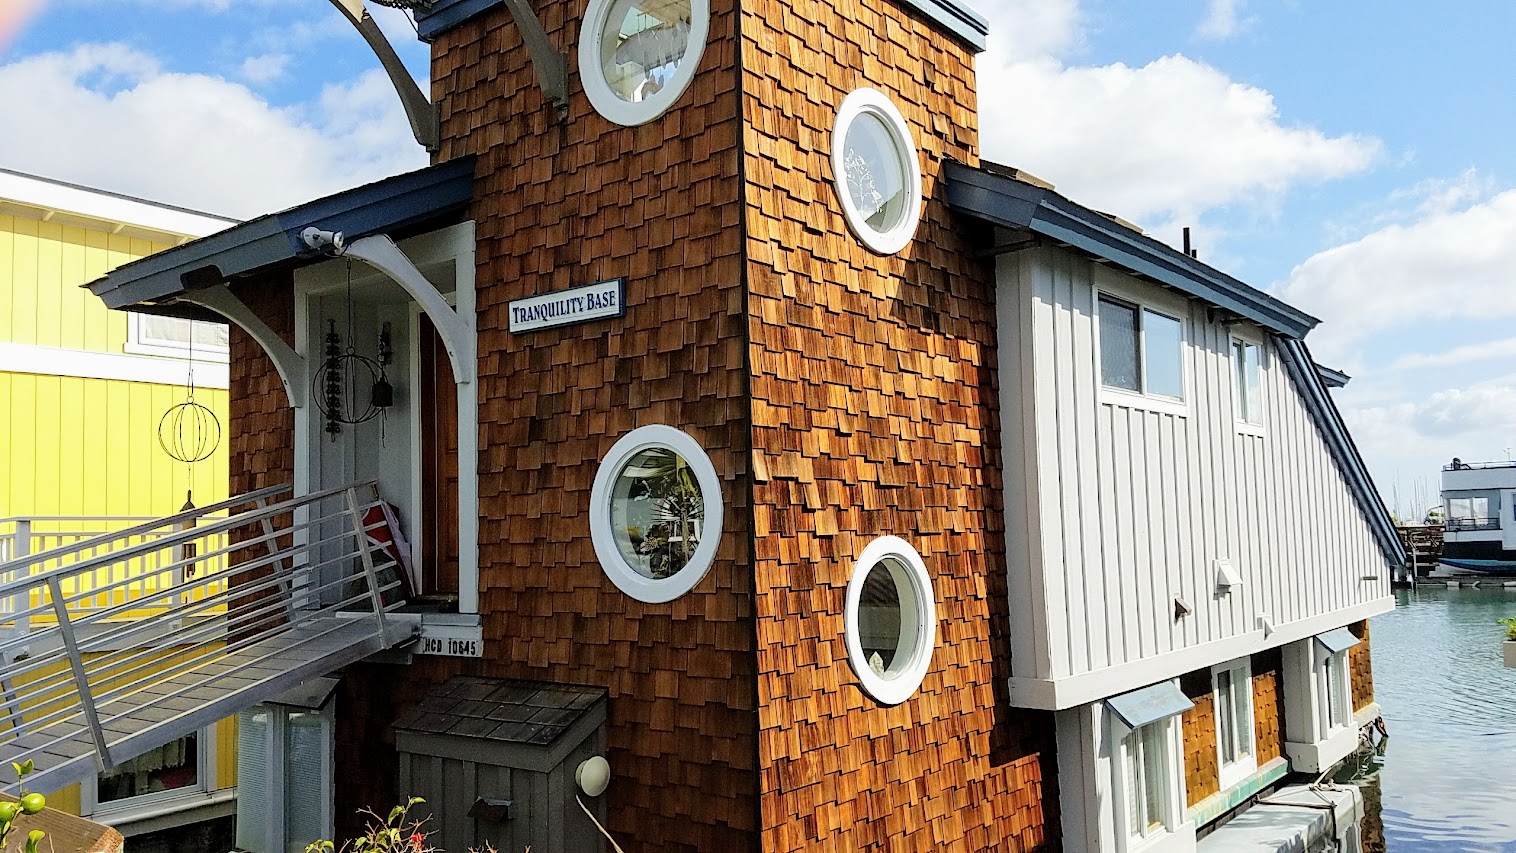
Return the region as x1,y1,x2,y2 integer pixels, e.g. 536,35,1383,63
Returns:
1093,278,1193,416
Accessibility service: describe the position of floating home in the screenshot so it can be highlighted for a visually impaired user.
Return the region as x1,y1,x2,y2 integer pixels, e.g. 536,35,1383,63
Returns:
1439,459,1516,573
2,0,1403,850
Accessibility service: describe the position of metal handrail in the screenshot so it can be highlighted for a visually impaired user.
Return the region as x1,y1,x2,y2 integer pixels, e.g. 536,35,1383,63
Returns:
0,482,365,600
1443,460,1516,471
0,484,291,583
1445,516,1503,531
0,481,405,777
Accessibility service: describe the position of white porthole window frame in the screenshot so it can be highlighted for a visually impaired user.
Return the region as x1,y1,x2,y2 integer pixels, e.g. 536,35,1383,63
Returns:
590,424,724,603
843,535,937,705
830,88,924,255
579,0,711,127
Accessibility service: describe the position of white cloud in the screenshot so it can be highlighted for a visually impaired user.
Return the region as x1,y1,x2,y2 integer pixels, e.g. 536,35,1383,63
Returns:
1410,380,1516,437
1389,337,1516,372
0,43,428,219
977,53,1381,227
1278,188,1516,363
1195,0,1252,41
1338,378,1516,518
237,53,290,85
978,0,1083,63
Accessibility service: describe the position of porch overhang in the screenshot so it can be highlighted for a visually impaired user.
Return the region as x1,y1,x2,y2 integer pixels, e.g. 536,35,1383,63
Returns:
85,157,476,313
943,159,1320,340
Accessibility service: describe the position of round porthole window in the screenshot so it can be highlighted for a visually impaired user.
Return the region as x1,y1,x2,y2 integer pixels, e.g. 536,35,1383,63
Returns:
590,425,723,603
831,88,923,255
579,0,710,126
844,536,937,704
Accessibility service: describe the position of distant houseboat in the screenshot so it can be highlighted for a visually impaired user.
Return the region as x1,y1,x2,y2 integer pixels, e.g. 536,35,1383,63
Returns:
1441,459,1516,572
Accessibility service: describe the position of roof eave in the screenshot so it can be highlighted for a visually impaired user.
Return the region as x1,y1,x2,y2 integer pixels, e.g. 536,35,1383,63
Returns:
943,161,1321,340
87,157,477,310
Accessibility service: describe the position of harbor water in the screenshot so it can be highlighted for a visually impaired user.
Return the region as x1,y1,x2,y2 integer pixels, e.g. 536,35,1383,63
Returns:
1366,585,1516,851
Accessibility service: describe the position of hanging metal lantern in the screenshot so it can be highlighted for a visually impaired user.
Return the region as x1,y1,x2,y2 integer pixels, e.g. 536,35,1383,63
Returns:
158,397,221,463
312,319,384,435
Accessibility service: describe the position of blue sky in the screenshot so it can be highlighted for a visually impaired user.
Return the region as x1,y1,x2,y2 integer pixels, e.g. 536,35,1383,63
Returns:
3,0,1513,519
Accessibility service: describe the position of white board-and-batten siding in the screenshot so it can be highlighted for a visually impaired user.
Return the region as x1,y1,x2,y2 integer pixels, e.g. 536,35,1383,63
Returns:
998,248,1392,705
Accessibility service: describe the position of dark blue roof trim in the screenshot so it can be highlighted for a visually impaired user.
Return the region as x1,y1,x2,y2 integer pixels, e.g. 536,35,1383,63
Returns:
87,157,476,310
416,0,987,51
414,0,498,42
897,0,987,51
1315,363,1351,389
1275,336,1406,567
944,161,1320,339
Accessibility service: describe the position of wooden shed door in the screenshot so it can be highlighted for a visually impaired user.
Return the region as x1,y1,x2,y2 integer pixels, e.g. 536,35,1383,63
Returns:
419,313,460,597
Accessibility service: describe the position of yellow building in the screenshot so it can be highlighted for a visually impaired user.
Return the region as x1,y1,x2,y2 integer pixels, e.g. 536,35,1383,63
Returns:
0,168,240,842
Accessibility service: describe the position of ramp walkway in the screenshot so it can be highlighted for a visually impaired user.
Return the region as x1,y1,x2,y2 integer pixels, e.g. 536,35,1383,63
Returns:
0,482,415,795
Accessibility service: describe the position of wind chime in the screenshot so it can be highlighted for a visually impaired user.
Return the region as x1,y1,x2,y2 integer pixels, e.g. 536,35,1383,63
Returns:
157,319,223,512
313,260,395,440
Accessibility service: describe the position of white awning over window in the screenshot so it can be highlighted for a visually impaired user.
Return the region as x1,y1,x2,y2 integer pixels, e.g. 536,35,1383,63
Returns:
1315,627,1360,655
1107,681,1193,730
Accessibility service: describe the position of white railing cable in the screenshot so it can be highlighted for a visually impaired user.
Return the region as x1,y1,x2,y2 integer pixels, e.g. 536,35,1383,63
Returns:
0,482,411,784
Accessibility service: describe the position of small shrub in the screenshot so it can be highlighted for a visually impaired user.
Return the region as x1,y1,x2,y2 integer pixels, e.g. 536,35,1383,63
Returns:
1,760,47,853
1498,617,1516,641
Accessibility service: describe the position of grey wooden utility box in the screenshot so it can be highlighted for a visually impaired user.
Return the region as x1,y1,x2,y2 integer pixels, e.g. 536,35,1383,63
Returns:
394,677,608,853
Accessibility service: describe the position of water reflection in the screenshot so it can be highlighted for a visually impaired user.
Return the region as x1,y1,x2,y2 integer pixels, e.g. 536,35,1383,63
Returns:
1360,586,1516,852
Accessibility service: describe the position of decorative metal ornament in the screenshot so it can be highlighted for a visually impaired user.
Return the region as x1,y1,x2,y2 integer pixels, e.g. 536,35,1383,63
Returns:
158,320,222,465
372,322,395,409
158,395,221,463
312,262,386,438
312,320,384,436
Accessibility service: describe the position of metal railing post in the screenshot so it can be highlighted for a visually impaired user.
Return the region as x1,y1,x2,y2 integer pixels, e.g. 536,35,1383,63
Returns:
254,495,299,623
47,576,112,771
0,522,25,732
344,488,389,641
9,521,31,636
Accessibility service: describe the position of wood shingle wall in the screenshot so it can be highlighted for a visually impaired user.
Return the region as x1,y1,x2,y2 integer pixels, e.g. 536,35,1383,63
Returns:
1180,670,1218,807
1250,648,1286,765
739,0,1057,849
1349,620,1374,711
427,1,759,850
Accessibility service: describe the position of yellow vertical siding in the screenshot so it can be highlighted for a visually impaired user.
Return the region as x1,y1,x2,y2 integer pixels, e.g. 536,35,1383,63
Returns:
216,715,238,790
0,373,229,518
2,209,239,813
0,213,172,355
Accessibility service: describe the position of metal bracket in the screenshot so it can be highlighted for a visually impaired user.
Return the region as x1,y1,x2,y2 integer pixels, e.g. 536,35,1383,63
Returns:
328,0,441,151
500,0,570,119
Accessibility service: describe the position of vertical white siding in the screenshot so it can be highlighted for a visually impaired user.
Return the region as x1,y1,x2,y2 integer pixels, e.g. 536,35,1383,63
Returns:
1001,248,1391,682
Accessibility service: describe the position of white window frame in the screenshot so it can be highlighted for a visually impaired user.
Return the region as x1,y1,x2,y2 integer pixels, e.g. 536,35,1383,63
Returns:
83,726,215,819
1110,713,1186,853
1211,658,1257,789
1094,277,1191,417
842,535,937,705
1230,334,1264,434
236,703,335,853
830,88,924,255
589,424,724,603
578,0,711,127
124,311,231,363
1317,647,1352,735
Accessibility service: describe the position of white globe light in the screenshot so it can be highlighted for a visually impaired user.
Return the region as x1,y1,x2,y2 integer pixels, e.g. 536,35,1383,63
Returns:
576,756,611,797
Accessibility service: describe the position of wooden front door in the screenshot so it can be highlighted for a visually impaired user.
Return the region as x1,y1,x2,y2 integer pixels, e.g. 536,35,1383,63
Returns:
418,313,460,598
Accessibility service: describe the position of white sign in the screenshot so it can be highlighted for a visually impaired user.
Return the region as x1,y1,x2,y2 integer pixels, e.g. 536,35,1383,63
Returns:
415,623,484,658
509,279,625,333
